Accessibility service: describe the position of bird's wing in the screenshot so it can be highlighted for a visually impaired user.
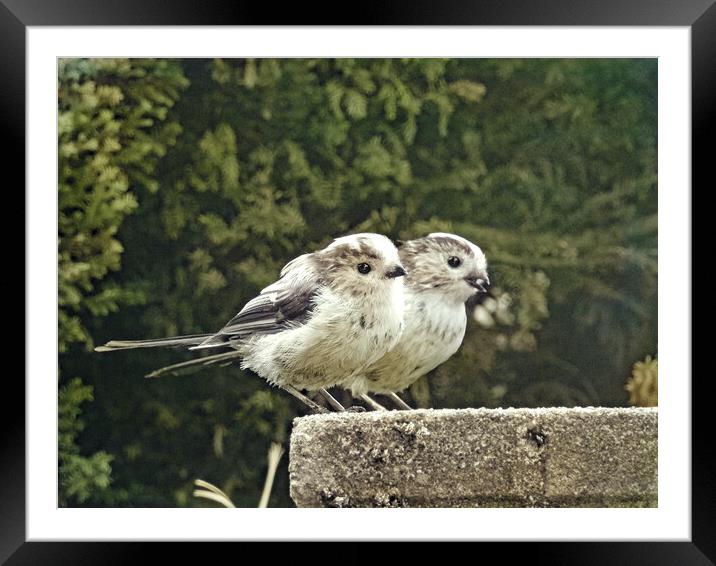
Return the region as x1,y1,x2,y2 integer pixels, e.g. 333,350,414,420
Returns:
191,254,321,349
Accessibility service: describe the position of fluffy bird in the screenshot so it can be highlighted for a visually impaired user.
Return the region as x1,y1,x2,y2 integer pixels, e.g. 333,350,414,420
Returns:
343,233,489,409
96,233,407,413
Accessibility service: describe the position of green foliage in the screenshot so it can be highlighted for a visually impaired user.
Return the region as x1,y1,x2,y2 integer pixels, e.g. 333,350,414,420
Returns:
626,356,658,407
58,59,188,505
58,378,113,506
59,58,657,507
58,58,188,352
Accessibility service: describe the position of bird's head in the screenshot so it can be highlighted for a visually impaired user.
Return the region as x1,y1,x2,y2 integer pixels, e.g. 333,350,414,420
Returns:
398,232,489,303
315,233,406,295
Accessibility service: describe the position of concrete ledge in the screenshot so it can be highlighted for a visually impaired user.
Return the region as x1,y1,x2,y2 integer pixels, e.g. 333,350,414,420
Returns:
289,407,657,508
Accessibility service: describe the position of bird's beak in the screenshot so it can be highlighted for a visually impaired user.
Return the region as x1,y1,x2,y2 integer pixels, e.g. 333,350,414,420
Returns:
385,265,407,279
465,272,490,293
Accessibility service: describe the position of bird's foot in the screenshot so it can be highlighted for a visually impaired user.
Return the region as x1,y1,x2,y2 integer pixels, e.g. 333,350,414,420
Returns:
346,405,367,413
388,392,412,410
317,388,346,412
282,384,330,414
359,393,387,411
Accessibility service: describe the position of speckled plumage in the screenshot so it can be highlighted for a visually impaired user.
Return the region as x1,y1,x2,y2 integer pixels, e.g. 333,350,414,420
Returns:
97,233,406,394
238,261,405,390
345,233,489,396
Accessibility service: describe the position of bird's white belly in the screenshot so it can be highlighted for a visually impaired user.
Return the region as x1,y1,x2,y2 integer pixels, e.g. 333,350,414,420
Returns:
241,287,404,391
348,298,466,395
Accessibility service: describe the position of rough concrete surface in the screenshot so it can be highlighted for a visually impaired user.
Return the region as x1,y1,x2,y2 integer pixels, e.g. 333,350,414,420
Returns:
289,407,657,508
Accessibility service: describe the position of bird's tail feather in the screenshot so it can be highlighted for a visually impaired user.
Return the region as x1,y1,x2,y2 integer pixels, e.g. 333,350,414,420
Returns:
94,334,214,352
145,351,243,379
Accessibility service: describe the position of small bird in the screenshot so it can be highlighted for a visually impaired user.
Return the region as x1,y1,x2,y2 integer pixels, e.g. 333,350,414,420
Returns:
343,233,489,410
96,233,407,413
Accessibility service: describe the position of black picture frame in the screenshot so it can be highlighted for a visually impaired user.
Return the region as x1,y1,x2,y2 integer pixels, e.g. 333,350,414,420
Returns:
7,1,706,562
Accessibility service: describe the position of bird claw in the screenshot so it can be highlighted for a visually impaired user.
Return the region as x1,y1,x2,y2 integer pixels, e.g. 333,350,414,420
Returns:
346,405,367,413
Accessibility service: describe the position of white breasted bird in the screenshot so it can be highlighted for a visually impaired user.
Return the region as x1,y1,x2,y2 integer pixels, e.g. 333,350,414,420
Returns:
95,233,407,413
343,233,489,410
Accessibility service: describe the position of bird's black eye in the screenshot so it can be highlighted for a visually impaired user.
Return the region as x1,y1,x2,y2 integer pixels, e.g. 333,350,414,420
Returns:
357,263,371,274
447,256,462,268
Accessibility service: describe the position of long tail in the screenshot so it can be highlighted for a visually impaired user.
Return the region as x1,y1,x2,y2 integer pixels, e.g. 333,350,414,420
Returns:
145,351,243,379
94,334,214,352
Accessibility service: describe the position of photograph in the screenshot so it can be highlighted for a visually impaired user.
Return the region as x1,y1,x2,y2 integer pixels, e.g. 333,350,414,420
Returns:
6,6,703,558
58,56,659,509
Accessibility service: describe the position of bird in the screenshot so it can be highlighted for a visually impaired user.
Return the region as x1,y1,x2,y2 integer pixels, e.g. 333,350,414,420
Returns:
95,233,407,413
342,232,489,410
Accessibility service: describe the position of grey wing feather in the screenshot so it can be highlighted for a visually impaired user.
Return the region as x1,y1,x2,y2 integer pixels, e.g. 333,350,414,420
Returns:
95,333,214,352
191,255,321,350
145,351,243,378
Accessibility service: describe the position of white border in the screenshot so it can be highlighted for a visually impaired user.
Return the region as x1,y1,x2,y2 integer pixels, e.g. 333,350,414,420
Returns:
28,27,691,541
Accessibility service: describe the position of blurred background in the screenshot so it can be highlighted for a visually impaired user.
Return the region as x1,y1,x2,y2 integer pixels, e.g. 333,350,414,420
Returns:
58,58,657,507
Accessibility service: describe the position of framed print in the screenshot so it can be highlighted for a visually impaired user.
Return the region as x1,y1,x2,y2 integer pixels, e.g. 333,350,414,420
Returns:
7,0,707,562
